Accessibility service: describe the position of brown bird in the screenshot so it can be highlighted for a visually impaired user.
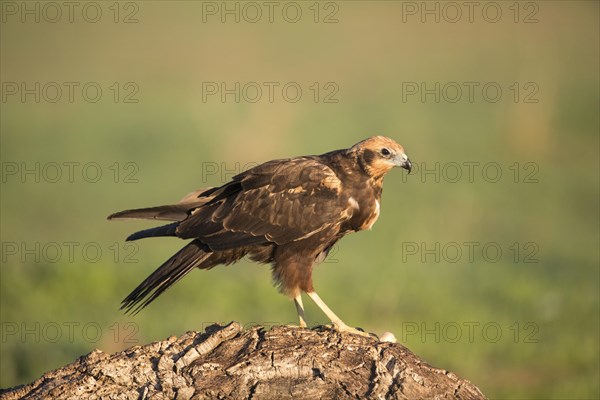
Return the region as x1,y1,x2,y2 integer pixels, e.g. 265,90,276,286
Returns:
108,136,411,335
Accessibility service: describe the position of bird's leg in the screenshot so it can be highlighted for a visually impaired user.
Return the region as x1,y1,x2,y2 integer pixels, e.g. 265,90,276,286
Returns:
294,294,307,328
306,291,371,338
305,291,350,330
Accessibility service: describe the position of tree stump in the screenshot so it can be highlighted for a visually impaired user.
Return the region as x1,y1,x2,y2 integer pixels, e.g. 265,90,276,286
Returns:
0,322,487,399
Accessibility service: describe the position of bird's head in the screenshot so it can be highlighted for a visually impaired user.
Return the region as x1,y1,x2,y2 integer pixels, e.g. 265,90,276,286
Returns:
351,136,412,177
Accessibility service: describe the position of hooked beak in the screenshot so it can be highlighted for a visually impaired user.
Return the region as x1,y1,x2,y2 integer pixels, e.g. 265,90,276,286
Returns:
394,153,412,173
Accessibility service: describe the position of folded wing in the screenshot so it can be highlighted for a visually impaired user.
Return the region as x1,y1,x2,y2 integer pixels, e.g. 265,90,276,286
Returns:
175,157,352,250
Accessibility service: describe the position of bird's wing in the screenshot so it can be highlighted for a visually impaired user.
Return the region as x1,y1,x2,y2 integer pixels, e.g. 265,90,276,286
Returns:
175,157,354,250
107,188,215,221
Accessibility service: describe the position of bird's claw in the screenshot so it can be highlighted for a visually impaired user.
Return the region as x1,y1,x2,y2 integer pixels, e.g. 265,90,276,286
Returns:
331,323,376,339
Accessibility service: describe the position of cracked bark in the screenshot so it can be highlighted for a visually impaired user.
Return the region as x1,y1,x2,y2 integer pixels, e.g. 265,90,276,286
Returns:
0,322,487,400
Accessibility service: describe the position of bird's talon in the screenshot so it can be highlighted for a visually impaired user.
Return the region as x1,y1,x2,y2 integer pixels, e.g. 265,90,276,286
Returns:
332,323,374,338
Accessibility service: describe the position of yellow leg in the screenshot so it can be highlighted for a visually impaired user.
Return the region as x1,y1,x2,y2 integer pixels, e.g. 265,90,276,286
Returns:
294,294,307,328
306,291,371,338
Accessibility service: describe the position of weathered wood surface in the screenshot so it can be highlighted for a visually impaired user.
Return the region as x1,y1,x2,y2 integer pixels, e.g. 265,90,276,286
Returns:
1,322,486,399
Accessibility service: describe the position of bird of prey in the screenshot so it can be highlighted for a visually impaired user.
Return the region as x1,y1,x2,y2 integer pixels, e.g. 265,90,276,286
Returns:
108,136,411,335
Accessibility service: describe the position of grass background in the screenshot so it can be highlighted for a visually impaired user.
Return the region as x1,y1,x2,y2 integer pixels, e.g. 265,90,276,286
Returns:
1,1,598,398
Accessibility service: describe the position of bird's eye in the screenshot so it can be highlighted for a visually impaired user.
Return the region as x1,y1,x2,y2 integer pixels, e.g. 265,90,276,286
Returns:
381,148,391,156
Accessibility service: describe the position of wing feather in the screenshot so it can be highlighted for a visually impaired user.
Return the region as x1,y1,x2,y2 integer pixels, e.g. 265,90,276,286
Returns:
108,187,214,221
175,158,352,249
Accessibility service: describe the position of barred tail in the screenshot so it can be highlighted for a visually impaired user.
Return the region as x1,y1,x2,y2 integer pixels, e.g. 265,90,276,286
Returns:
121,240,211,314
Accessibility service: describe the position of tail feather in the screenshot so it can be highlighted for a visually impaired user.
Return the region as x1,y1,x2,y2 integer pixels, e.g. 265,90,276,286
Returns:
125,222,180,241
121,240,210,315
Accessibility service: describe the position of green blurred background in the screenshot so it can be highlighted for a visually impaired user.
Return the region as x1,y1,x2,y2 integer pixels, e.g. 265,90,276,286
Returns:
1,1,598,398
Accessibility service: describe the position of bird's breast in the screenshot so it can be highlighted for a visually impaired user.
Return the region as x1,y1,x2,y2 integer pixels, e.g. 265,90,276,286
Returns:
361,199,380,230
344,195,381,232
